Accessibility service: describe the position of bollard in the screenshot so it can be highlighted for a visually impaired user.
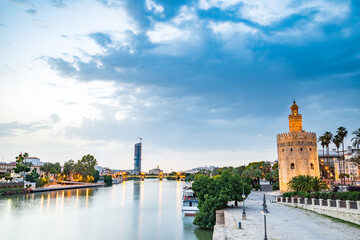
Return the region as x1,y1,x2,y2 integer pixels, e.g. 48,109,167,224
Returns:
238,222,242,229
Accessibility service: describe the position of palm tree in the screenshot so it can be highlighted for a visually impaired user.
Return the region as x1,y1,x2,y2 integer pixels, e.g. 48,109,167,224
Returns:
318,135,326,177
337,127,348,185
332,134,342,180
323,132,333,179
352,128,360,149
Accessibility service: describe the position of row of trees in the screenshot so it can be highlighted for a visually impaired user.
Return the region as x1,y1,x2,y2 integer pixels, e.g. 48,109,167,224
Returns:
318,127,360,183
192,171,251,229
13,154,100,186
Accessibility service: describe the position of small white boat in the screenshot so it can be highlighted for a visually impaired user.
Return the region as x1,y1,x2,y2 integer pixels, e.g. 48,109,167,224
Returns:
182,187,199,216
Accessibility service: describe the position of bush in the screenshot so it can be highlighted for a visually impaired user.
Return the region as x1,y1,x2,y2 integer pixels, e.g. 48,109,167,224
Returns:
272,182,279,190
253,184,261,191
103,175,112,187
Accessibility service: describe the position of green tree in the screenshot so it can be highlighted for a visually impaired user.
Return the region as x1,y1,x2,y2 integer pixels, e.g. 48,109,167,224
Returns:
318,135,326,177
337,127,348,184
41,163,53,177
25,169,39,182
63,160,75,178
192,170,251,229
14,152,30,175
74,154,98,182
287,175,327,192
323,131,333,178
93,170,100,183
351,128,360,149
103,175,112,186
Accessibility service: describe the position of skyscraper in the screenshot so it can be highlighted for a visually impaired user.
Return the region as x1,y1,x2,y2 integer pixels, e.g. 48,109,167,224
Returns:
134,142,142,175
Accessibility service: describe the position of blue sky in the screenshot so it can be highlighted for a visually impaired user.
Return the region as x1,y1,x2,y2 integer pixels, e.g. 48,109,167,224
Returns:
0,0,359,171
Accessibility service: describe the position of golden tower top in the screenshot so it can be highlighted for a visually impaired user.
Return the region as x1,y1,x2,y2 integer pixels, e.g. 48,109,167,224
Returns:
288,99,302,132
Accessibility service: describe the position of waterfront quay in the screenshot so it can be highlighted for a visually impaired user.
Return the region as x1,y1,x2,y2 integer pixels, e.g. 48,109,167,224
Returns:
31,182,104,193
213,191,360,240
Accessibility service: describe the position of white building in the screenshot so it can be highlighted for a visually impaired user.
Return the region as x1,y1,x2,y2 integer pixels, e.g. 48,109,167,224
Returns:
149,166,163,175
24,157,45,166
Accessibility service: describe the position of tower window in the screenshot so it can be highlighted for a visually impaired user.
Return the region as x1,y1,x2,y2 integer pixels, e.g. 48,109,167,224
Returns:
290,163,295,169
300,148,303,151
309,148,312,151
290,148,293,151
282,149,284,152
310,163,314,169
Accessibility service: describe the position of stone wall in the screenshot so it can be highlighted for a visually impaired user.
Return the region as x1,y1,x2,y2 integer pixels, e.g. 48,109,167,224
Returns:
277,131,320,191
277,197,360,225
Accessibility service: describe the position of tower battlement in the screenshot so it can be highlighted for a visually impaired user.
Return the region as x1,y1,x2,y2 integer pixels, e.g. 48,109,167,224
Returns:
277,131,317,141
277,100,320,192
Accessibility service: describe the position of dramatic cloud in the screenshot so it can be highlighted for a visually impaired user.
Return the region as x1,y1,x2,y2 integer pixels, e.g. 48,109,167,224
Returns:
0,0,359,170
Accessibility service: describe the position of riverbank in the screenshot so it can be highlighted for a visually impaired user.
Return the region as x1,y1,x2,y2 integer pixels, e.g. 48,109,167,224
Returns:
213,191,360,240
31,182,104,192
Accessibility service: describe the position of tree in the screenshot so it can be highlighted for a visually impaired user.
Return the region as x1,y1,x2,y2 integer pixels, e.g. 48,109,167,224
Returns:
103,175,112,186
192,170,251,229
25,169,39,182
41,163,53,177
318,135,326,177
93,170,100,183
287,175,328,192
337,127,348,184
323,131,333,179
74,154,97,182
352,128,360,149
50,162,61,178
63,160,75,178
14,152,30,175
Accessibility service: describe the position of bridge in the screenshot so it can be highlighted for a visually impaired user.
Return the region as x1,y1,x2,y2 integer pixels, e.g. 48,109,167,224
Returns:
122,173,185,181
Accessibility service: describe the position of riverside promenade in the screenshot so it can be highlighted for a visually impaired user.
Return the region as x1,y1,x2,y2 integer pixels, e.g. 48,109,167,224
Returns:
213,191,360,240
31,182,104,192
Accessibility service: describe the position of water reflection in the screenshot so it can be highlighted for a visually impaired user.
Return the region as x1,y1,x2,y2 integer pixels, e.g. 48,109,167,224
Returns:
0,181,212,240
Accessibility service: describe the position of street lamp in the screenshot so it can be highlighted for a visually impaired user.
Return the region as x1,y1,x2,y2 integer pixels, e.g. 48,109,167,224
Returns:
242,184,246,220
261,194,270,240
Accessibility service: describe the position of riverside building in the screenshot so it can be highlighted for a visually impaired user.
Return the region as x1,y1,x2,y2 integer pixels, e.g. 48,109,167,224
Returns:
134,142,142,175
277,100,320,192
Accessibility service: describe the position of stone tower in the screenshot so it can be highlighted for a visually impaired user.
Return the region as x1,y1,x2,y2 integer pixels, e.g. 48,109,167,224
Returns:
277,100,320,192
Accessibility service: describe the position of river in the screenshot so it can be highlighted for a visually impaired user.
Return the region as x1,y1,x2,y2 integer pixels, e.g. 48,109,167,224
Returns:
0,179,212,240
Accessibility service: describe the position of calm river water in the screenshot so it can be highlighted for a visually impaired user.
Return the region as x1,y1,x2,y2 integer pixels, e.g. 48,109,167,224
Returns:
0,179,212,240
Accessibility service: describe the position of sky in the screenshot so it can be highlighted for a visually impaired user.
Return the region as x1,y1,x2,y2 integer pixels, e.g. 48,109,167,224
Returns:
0,0,359,172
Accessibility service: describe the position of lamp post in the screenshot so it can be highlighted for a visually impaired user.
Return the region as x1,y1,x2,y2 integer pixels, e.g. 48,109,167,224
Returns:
261,194,270,240
242,184,246,220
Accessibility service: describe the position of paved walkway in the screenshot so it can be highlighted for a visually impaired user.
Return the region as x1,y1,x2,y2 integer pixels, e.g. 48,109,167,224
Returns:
213,191,360,240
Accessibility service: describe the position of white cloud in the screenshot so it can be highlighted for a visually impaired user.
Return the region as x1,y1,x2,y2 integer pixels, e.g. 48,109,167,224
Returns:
199,0,350,26
209,21,257,39
145,0,164,15
146,6,202,55
147,22,192,43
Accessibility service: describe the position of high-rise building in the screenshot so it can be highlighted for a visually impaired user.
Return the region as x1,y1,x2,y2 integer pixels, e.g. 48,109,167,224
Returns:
277,100,320,192
134,142,142,175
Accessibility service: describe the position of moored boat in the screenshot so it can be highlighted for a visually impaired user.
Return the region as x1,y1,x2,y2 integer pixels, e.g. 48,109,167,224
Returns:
182,186,199,216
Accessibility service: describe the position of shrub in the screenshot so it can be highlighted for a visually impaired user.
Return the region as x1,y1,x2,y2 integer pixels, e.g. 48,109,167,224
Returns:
272,182,279,190
103,175,112,187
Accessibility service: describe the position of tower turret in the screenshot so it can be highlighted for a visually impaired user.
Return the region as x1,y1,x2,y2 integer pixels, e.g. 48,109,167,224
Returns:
288,99,302,132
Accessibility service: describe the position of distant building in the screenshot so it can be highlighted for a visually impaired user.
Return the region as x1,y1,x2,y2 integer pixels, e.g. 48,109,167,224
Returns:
277,100,320,192
0,162,13,173
24,157,41,166
185,166,218,174
95,166,106,175
134,142,142,174
319,146,360,180
149,165,163,175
